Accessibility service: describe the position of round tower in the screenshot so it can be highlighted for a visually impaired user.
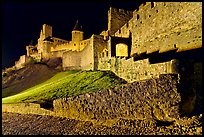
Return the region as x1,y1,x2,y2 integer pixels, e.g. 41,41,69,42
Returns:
72,20,84,41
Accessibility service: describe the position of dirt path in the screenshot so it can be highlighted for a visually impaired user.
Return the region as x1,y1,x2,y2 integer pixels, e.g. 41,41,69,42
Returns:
2,112,202,135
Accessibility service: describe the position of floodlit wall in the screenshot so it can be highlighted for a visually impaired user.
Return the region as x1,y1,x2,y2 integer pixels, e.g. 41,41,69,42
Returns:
114,2,202,55
98,56,177,83
108,7,133,36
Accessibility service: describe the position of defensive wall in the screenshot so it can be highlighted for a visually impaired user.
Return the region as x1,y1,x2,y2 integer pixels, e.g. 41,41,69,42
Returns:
15,55,32,69
62,35,107,70
98,57,177,83
113,2,202,55
106,2,202,114
108,7,133,36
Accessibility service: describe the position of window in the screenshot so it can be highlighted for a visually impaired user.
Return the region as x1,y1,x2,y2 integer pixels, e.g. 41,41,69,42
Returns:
126,23,129,28
137,14,140,20
119,29,121,34
102,52,104,57
106,51,108,56
74,43,76,46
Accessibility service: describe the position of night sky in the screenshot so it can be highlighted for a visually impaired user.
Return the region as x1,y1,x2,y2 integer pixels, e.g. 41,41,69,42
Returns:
2,1,143,69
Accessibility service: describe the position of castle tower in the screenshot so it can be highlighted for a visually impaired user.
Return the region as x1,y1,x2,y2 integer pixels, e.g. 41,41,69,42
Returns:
108,7,133,36
40,24,52,40
72,20,84,41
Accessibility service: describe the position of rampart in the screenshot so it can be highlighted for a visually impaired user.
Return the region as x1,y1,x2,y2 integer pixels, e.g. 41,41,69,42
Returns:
15,55,31,69
108,7,133,36
114,2,202,55
98,57,177,83
62,50,81,70
92,35,108,70
62,35,107,70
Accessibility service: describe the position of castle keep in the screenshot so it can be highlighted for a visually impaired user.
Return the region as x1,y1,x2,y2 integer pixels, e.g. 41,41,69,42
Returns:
16,2,201,86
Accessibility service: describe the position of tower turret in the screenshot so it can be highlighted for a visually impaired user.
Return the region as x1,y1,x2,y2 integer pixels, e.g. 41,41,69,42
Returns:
40,24,52,40
72,20,84,41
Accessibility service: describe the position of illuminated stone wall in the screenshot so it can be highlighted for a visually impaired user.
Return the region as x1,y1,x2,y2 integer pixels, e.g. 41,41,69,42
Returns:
14,55,31,69
108,7,133,36
62,35,107,71
62,50,81,70
98,57,177,83
113,2,202,55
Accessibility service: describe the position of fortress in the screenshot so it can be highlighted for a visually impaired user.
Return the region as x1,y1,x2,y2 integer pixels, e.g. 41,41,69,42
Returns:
4,2,202,122
15,2,201,83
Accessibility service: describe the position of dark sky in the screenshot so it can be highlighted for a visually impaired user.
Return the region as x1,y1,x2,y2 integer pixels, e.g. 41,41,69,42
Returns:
2,1,143,69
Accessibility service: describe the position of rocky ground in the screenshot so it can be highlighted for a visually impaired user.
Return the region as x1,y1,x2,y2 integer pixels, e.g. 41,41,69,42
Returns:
2,112,202,135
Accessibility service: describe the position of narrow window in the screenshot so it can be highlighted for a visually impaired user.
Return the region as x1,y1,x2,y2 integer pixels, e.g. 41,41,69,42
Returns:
102,52,104,57
106,51,108,56
119,29,121,34
137,14,140,20
126,23,129,28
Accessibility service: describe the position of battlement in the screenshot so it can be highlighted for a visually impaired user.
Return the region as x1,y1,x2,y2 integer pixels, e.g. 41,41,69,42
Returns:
43,24,52,28
109,7,133,15
40,24,53,40
108,7,133,36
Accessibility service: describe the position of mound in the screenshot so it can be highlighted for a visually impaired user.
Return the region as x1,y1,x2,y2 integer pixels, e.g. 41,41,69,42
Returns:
2,70,126,104
2,63,59,98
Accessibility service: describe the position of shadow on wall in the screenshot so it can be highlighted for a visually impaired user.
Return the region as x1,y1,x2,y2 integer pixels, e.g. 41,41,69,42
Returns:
176,48,202,116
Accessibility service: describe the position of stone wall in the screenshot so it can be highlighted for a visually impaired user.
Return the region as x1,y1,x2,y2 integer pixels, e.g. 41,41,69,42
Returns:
2,74,181,127
62,50,81,70
62,35,107,70
113,2,202,55
98,56,177,83
15,55,31,69
62,35,95,70
2,103,55,116
53,74,180,126
48,50,65,58
51,42,71,52
79,37,94,70
92,35,108,70
108,7,133,36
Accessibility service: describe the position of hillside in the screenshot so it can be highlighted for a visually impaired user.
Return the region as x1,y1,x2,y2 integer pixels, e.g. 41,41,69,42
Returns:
2,70,126,104
2,57,63,98
2,63,60,98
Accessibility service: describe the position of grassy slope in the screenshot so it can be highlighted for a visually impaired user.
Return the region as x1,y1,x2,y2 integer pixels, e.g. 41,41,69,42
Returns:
2,70,126,104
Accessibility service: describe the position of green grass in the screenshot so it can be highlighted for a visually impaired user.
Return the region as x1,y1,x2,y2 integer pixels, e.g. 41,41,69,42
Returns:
2,70,126,104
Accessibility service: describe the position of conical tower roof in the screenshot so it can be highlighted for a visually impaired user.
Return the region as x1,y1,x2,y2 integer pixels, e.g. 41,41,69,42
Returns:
73,20,82,31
